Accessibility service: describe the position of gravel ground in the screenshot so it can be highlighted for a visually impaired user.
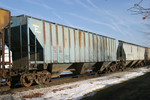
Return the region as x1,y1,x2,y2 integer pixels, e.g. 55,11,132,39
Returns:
0,66,150,100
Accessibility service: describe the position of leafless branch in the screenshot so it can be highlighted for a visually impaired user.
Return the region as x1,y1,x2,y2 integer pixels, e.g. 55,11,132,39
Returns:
128,0,150,20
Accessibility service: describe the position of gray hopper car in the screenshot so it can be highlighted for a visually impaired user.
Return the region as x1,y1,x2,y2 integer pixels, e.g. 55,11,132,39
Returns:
117,40,146,67
10,15,117,78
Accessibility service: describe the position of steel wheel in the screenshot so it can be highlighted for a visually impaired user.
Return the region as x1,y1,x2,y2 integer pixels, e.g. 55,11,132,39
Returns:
43,72,51,84
110,65,116,72
21,73,33,87
34,72,51,85
6,78,11,86
34,74,44,85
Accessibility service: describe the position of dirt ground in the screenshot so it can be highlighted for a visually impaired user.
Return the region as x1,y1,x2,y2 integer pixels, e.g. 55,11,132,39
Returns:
82,72,150,100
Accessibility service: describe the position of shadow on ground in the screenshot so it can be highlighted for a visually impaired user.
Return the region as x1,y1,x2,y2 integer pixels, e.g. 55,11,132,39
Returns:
81,72,150,100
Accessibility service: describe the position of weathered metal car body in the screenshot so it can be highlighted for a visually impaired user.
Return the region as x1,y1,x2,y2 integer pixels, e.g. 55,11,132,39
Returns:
117,40,146,67
10,15,117,78
0,8,11,86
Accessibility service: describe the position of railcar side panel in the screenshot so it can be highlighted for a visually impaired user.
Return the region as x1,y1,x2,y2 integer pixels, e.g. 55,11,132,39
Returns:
69,28,75,62
89,33,94,62
93,35,97,62
51,24,58,63
74,30,80,62
79,31,85,62
84,32,90,62
57,25,64,63
45,22,51,63
63,27,70,63
97,36,101,62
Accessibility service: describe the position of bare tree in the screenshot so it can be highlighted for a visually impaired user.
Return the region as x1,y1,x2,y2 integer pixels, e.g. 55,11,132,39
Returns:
128,0,150,46
128,0,150,20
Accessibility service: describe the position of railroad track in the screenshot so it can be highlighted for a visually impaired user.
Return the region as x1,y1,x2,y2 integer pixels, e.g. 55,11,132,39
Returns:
0,73,97,95
0,66,138,95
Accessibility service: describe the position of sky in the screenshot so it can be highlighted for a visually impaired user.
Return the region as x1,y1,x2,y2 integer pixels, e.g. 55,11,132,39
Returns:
0,0,150,47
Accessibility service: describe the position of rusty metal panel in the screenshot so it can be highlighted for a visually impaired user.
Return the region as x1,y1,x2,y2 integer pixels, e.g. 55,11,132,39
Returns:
109,39,112,61
107,38,110,61
89,33,94,62
111,40,114,61
109,38,112,61
69,28,75,62
111,39,114,61
108,38,111,61
0,8,10,31
93,35,97,62
112,40,114,60
103,37,106,61
57,25,64,63
113,40,115,61
84,32,90,62
79,31,85,62
97,35,101,62
101,36,104,61
99,36,102,61
63,27,69,63
109,38,111,61
107,38,109,61
104,37,107,61
115,40,118,60
101,37,117,62
51,23,57,63
44,22,51,63
74,30,79,62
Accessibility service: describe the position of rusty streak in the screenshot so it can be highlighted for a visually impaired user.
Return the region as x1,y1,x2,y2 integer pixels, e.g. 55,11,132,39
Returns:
43,22,46,44
68,28,71,48
62,26,65,48
50,24,53,46
74,29,76,48
56,25,58,46
84,32,86,47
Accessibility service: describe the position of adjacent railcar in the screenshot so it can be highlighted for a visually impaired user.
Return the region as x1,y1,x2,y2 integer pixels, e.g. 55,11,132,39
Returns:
0,8,11,86
117,40,146,67
145,48,150,64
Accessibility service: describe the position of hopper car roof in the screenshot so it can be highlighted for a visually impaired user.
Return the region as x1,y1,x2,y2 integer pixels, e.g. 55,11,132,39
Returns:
118,40,147,48
12,14,116,40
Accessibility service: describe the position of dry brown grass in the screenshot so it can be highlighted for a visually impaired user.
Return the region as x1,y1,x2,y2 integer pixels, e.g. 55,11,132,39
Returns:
23,93,43,98
52,86,73,93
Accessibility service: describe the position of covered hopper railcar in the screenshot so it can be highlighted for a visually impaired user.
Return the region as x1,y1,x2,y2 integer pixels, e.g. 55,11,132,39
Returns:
117,40,146,68
6,15,118,86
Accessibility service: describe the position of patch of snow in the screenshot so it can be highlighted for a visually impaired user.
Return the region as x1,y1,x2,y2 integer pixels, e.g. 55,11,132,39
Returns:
60,71,73,75
0,67,150,100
